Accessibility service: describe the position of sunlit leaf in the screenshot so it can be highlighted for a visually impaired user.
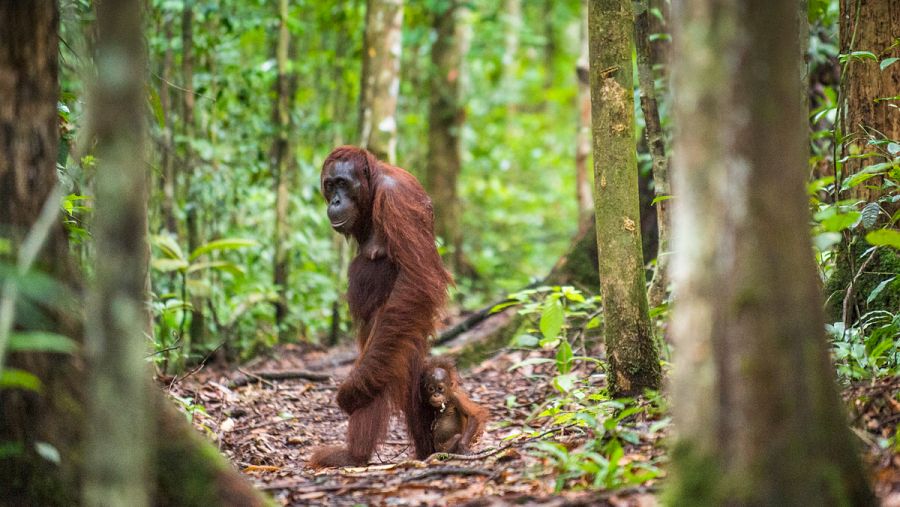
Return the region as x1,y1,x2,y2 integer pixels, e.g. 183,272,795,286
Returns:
0,369,42,392
556,339,573,374
540,297,563,341
880,57,899,71
866,229,900,249
867,276,897,304
189,238,258,261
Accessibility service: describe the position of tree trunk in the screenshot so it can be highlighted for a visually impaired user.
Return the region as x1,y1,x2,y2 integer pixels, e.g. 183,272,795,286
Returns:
426,0,470,275
159,15,178,236
574,1,594,218
839,0,900,206
634,0,671,307
0,3,269,504
84,0,151,503
181,0,205,360
0,3,83,502
588,0,661,397
272,0,294,339
666,0,875,503
359,0,403,164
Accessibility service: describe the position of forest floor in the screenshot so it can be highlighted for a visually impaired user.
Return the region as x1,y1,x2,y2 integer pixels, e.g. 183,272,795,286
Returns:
167,341,900,507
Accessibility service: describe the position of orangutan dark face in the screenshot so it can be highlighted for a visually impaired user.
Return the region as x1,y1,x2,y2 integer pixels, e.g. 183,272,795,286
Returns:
321,159,366,235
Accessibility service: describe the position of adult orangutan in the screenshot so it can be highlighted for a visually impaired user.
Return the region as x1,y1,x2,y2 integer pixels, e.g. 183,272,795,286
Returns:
309,146,452,467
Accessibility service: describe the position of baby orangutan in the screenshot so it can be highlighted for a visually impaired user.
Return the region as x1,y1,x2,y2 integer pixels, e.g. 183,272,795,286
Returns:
422,358,488,454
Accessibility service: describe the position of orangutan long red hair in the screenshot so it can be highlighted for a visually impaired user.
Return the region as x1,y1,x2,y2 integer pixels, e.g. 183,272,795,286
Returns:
309,146,452,467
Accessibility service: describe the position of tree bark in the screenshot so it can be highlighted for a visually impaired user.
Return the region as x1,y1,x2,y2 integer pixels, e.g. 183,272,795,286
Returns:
588,0,661,396
83,0,151,503
159,15,178,236
359,0,403,164
666,0,874,503
574,1,594,218
0,3,83,502
0,3,269,504
839,0,900,205
634,0,671,307
181,0,205,359
426,0,470,275
271,0,294,339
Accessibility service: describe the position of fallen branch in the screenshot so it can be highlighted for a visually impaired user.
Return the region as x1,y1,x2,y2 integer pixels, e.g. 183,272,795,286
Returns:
229,369,330,388
426,423,578,463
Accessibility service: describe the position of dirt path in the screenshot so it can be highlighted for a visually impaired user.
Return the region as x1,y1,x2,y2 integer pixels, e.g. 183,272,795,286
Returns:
168,344,898,506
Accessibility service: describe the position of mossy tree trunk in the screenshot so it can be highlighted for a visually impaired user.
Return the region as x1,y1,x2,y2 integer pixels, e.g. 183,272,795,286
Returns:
587,0,661,397
271,0,295,339
634,0,671,308
359,0,403,164
0,3,269,504
839,0,900,207
666,0,875,503
83,0,152,503
426,0,470,275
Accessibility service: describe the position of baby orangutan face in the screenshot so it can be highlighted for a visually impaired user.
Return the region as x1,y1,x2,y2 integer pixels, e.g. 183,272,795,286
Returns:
424,367,452,411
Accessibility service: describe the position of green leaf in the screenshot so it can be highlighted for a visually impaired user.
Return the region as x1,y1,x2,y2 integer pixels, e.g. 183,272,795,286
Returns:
650,195,673,206
189,238,257,261
0,369,42,392
7,332,78,354
511,334,539,347
556,340,573,374
839,51,878,63
866,229,900,249
813,232,842,251
152,234,185,261
880,57,899,71
151,258,189,273
540,298,564,341
860,203,881,229
820,211,860,232
34,442,60,464
866,276,896,304
186,260,246,277
553,373,577,393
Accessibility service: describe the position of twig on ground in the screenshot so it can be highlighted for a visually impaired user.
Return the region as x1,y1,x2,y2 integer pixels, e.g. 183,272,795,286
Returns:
426,424,578,463
229,369,330,388
403,466,492,482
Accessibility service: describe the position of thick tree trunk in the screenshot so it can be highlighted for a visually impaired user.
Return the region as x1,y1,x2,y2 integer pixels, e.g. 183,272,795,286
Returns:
574,1,594,218
0,3,83,502
839,0,900,205
84,0,151,503
0,3,269,505
426,0,470,275
634,0,671,307
359,0,403,164
588,0,661,397
666,0,874,504
271,0,294,339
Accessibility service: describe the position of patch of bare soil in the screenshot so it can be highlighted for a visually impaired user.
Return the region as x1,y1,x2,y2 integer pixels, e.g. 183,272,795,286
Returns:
167,344,660,506
167,344,898,506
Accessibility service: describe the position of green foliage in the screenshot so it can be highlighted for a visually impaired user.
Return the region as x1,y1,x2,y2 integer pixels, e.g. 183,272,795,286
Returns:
500,286,666,492
828,310,900,381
